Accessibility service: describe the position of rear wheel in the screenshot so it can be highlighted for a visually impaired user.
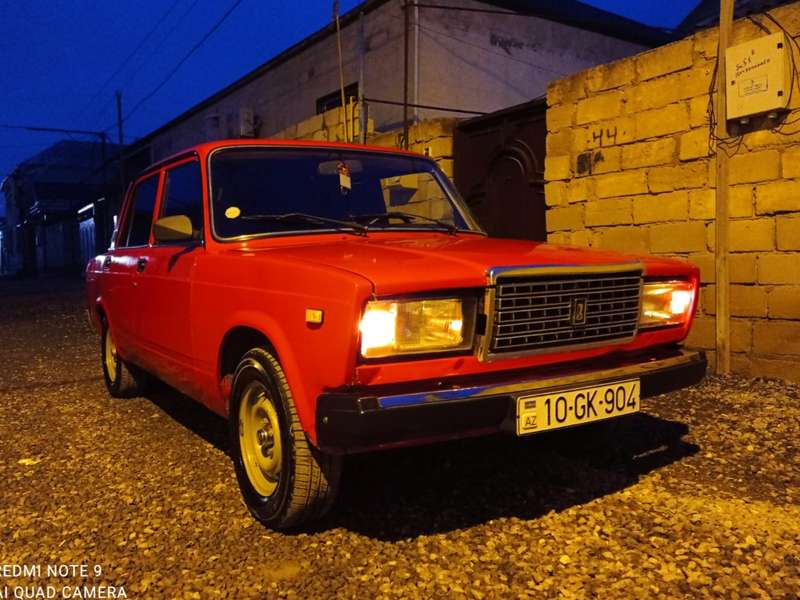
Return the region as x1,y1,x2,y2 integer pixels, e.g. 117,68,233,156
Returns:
101,323,148,398
230,347,341,529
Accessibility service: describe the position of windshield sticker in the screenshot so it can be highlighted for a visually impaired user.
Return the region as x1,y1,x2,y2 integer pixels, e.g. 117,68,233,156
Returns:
224,206,241,219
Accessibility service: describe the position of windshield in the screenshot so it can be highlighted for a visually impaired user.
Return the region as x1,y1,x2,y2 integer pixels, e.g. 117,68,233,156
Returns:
209,147,481,239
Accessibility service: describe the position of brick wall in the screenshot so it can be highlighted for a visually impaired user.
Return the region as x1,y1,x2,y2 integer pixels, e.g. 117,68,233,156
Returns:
275,106,456,178
544,5,800,382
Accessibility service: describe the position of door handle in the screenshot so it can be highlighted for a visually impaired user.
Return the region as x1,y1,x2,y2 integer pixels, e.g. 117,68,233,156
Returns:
102,256,111,270
137,257,148,272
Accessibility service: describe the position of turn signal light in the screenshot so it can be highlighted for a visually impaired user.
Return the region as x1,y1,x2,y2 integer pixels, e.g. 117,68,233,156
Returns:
639,280,696,329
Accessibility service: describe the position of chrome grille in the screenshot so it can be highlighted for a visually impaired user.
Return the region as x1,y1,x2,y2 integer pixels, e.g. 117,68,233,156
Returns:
489,270,642,354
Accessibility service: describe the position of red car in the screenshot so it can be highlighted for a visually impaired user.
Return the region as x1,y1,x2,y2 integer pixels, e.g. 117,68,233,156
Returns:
85,139,705,529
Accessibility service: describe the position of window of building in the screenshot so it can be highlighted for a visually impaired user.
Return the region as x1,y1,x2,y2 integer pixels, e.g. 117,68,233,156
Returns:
315,82,359,114
160,161,203,240
122,174,159,247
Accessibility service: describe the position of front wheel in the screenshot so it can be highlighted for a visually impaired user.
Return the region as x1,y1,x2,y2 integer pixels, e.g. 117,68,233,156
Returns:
230,348,341,529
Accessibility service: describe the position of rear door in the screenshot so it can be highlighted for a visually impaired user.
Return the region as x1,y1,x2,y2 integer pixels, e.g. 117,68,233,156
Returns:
135,158,204,398
102,173,160,366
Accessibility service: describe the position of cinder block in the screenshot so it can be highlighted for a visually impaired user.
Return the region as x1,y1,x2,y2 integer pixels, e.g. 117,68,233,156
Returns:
545,155,571,181
585,198,632,226
729,219,775,252
731,319,753,353
755,180,800,214
729,284,768,317
679,128,711,161
594,225,650,254
700,285,716,315
636,39,693,81
758,253,800,284
545,182,567,207
754,320,800,355
768,286,800,318
648,161,708,192
734,356,800,383
546,205,584,231
575,91,624,125
586,59,637,92
595,170,648,198
424,137,453,159
633,191,688,223
547,73,587,106
650,221,706,253
635,103,690,140
729,150,780,184
571,116,636,154
587,146,622,175
777,215,800,250
730,253,757,283
688,189,714,220
566,178,592,203
570,229,594,247
626,75,682,113
685,316,714,349
548,231,571,245
547,104,575,132
295,114,324,138
689,96,710,128
781,146,800,178
688,252,715,283
729,185,754,217
622,138,676,169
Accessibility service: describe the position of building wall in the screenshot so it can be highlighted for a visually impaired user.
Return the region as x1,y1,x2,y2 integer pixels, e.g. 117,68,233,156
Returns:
543,3,800,382
143,0,648,163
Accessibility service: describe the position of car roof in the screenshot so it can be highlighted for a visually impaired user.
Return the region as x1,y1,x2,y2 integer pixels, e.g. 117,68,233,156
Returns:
137,138,427,179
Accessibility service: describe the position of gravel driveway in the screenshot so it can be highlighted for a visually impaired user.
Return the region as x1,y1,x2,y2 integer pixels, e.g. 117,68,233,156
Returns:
1,277,798,599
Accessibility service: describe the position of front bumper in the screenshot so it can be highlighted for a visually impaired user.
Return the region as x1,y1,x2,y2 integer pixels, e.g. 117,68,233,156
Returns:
315,347,706,454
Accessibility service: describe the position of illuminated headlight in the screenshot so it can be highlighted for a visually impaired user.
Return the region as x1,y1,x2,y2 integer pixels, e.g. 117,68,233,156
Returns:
639,280,696,329
359,297,476,358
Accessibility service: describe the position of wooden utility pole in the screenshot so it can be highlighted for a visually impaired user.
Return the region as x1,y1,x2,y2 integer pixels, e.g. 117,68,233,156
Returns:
715,0,734,374
402,0,410,149
115,90,126,199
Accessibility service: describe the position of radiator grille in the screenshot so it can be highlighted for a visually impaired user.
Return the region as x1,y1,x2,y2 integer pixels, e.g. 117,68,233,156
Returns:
489,271,642,354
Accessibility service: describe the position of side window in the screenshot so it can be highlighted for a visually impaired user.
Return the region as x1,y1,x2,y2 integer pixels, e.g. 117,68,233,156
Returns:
122,175,159,247
161,161,203,239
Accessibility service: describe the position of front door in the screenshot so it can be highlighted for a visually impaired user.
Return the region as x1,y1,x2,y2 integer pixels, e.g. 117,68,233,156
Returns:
135,159,204,398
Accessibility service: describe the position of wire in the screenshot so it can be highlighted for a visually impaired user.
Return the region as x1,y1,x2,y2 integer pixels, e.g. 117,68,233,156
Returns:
122,0,244,126
73,0,185,124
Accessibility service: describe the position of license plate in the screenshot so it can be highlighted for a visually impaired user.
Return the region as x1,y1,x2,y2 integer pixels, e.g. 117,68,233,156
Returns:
516,379,640,436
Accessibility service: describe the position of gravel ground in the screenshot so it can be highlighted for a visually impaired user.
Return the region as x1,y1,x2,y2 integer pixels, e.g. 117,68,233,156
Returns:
1,276,799,599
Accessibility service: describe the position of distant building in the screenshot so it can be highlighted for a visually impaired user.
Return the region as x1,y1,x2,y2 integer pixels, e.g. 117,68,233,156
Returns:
125,0,670,171
0,140,121,276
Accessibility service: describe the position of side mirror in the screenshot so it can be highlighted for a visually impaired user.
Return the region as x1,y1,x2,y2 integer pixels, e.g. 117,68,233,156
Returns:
153,215,195,243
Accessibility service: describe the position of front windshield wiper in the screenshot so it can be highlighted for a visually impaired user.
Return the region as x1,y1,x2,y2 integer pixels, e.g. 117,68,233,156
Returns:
240,212,368,236
350,211,459,235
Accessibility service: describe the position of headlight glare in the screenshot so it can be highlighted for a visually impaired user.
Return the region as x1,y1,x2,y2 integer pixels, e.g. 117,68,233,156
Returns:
359,297,474,358
639,280,695,328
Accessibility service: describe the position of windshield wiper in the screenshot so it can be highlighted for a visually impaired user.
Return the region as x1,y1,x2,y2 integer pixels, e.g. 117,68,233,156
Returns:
350,211,458,235
240,212,367,235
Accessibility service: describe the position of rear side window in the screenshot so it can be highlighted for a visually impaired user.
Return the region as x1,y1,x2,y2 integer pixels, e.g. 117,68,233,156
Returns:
161,161,203,238
122,175,159,247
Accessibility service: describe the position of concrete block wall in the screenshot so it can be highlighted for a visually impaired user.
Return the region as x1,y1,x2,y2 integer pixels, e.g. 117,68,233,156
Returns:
544,4,800,382
279,108,457,179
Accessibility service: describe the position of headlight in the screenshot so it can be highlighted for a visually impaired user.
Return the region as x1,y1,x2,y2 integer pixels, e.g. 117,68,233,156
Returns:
639,280,696,329
359,297,476,358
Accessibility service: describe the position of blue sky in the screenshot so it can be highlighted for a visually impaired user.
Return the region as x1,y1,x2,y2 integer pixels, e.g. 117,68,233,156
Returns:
0,0,699,217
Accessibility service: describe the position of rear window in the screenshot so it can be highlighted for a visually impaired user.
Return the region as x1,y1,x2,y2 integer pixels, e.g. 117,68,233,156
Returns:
121,175,159,247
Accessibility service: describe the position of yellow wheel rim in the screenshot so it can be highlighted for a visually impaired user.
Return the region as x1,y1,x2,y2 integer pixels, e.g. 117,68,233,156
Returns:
105,329,118,382
239,381,282,497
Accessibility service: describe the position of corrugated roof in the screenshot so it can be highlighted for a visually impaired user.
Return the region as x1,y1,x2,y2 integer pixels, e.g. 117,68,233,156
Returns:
677,0,794,34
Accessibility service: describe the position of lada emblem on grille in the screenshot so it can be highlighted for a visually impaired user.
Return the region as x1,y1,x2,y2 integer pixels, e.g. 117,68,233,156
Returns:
570,297,588,326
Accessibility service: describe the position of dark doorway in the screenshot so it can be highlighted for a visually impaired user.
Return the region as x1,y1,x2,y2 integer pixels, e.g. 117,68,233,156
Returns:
453,98,547,240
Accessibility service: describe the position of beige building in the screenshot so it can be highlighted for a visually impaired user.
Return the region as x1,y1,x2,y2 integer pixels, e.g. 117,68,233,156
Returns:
543,2,800,381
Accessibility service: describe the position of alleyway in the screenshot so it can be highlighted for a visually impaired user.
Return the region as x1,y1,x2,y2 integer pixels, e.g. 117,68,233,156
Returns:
1,277,798,598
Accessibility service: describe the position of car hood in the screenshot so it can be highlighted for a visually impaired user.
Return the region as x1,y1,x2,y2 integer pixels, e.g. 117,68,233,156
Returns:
242,233,655,295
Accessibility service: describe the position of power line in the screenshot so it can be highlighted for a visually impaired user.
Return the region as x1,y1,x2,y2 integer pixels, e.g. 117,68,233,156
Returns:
122,0,244,125
73,0,185,124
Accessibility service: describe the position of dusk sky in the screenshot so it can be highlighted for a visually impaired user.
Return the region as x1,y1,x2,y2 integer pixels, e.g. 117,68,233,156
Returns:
0,0,700,216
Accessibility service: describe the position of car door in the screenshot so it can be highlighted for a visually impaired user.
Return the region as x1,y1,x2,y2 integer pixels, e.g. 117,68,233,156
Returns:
135,158,204,399
102,172,160,367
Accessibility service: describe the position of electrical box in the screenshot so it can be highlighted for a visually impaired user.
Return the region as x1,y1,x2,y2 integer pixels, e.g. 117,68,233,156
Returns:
726,32,792,120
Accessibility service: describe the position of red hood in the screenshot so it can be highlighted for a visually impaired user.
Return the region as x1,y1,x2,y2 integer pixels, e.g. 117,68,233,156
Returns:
237,233,682,295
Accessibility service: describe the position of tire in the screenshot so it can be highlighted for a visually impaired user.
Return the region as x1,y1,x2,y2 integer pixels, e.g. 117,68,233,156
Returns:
100,322,148,398
229,347,341,529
